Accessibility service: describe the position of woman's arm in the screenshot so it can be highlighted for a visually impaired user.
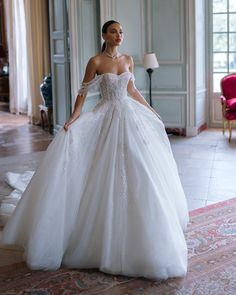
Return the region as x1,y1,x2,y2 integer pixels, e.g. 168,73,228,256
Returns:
64,58,98,131
127,57,162,121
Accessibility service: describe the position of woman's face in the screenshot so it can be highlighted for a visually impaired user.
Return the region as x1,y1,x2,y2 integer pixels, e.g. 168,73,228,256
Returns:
103,23,124,47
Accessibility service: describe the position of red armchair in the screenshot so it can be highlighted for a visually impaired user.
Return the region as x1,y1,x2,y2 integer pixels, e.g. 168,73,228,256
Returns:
220,73,236,142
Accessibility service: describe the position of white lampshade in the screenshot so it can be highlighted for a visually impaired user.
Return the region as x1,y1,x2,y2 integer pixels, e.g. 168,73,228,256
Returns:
143,53,159,69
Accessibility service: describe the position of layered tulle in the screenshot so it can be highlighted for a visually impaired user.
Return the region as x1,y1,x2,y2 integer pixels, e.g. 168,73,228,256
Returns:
1,72,189,279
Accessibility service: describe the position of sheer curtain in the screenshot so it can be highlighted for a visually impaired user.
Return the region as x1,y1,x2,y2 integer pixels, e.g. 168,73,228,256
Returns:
4,0,28,115
4,0,50,124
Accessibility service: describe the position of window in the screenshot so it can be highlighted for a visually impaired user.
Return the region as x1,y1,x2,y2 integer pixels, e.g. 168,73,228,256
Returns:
212,0,236,92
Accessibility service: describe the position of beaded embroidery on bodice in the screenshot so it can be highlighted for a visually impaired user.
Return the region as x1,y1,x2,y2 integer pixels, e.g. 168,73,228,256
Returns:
99,72,133,101
78,72,134,102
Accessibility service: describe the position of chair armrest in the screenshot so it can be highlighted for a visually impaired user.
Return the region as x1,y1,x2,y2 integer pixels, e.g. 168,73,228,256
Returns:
220,95,227,116
220,95,226,104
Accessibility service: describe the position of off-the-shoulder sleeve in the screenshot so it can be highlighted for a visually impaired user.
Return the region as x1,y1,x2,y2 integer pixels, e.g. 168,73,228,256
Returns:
78,75,103,96
129,72,135,82
128,72,137,89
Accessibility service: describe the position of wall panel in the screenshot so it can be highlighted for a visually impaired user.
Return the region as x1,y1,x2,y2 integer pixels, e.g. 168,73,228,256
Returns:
150,0,186,128
151,0,184,63
152,95,185,127
152,65,185,90
114,0,145,63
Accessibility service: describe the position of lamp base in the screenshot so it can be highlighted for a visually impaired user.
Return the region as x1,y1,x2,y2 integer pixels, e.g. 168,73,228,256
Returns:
146,68,153,107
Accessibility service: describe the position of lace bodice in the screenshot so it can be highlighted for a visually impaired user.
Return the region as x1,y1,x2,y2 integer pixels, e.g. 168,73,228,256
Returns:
78,71,135,102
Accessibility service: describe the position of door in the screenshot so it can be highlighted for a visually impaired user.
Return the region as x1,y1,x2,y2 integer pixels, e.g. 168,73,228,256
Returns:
49,0,71,131
209,0,236,126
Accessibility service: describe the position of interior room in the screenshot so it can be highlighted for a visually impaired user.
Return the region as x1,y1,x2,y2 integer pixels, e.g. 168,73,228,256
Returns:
0,0,235,293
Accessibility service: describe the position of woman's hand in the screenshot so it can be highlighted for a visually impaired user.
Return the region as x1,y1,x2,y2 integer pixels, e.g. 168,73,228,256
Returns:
63,118,76,131
63,121,70,131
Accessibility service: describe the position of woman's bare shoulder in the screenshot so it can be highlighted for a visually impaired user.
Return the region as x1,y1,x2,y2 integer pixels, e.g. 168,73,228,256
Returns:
121,53,133,61
83,54,103,81
88,53,103,65
84,54,103,78
121,54,134,72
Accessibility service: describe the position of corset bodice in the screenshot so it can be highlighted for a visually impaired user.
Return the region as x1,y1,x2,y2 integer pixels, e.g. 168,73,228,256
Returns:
78,71,134,102
99,72,132,101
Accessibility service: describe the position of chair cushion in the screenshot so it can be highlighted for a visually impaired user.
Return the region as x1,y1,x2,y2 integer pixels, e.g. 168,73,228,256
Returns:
225,109,236,120
226,97,236,110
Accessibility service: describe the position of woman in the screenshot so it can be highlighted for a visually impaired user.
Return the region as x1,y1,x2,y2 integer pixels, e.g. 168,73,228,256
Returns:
1,20,189,280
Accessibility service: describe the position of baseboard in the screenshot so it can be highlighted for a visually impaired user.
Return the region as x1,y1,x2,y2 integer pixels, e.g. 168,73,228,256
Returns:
167,123,207,137
198,123,207,133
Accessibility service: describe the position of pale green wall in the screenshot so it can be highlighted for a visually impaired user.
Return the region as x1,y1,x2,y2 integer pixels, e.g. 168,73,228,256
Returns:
76,0,101,112
150,0,186,128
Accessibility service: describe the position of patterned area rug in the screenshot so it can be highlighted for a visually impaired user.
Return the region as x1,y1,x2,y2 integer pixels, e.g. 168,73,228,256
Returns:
0,198,236,295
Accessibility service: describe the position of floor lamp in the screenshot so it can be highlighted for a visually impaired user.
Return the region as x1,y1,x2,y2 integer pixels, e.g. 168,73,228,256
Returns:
143,53,159,107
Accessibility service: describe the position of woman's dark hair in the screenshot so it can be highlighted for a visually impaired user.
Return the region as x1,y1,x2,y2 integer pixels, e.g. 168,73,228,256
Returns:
101,20,120,52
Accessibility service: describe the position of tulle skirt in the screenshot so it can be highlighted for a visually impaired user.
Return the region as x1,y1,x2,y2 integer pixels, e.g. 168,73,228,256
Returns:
1,96,189,279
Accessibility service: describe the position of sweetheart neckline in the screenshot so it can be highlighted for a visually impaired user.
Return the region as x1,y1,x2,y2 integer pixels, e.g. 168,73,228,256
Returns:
97,71,133,77
81,71,134,87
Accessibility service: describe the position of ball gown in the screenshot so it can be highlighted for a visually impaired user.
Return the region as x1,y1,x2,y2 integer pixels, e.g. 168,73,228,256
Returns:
1,71,189,280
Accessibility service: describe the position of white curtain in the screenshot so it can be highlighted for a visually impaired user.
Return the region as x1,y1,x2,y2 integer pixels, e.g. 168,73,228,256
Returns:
4,0,50,124
4,0,28,115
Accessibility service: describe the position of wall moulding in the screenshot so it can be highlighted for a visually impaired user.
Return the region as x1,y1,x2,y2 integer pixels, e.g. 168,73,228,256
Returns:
152,95,186,127
150,0,185,64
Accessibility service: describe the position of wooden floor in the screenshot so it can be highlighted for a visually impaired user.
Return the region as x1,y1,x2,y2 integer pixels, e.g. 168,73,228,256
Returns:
0,109,53,198
0,110,53,158
0,107,53,267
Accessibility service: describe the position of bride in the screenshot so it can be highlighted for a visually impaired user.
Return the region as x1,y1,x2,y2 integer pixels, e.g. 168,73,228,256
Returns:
1,20,189,280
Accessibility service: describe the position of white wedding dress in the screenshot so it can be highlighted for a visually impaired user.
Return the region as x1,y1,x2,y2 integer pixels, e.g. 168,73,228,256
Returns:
1,71,189,280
